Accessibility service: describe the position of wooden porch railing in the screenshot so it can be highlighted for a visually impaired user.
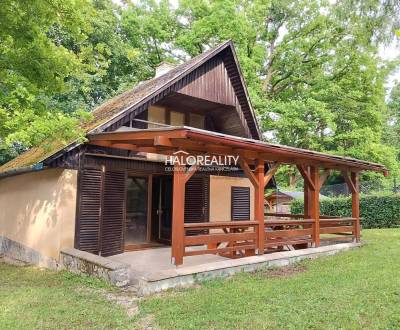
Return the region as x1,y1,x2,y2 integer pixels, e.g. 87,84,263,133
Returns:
264,212,314,249
183,221,259,257
264,213,357,248
179,214,358,261
319,217,357,242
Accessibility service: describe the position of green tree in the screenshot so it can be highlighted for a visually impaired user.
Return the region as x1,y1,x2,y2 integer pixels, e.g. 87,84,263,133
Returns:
0,0,148,163
2,0,399,188
384,83,400,177
0,0,93,162
172,0,400,187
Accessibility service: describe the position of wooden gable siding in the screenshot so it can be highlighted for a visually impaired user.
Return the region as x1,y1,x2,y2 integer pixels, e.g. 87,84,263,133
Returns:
178,56,237,107
85,41,259,139
99,54,254,139
177,54,250,137
222,48,258,139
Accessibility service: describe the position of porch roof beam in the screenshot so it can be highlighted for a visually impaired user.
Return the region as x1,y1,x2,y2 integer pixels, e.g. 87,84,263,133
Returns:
238,158,259,188
319,169,331,190
264,162,280,188
297,165,316,191
341,170,358,194
87,128,387,173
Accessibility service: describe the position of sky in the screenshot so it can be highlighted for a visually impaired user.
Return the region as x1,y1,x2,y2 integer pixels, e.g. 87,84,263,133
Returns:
379,41,400,92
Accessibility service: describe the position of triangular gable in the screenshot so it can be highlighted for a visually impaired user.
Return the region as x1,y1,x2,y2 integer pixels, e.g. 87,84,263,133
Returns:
0,40,260,174
177,53,251,137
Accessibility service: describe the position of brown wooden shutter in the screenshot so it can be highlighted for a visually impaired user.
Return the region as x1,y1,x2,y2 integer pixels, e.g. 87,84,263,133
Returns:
184,176,209,234
100,171,125,256
76,168,103,254
76,168,125,256
231,186,250,221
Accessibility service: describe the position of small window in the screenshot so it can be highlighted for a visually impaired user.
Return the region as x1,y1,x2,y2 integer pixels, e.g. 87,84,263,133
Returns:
189,113,205,129
231,186,250,221
170,111,185,126
147,105,166,128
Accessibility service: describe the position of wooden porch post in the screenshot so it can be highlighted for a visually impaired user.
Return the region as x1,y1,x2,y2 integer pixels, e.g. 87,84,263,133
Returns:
341,170,361,242
351,172,361,242
309,166,320,247
255,159,265,254
171,164,199,266
238,159,280,255
303,166,312,219
171,166,185,266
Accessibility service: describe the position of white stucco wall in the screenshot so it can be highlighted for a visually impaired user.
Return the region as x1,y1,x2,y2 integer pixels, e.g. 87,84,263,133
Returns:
0,168,78,260
209,175,255,222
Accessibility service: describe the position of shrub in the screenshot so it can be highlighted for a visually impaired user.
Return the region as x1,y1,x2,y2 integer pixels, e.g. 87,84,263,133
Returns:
290,193,400,229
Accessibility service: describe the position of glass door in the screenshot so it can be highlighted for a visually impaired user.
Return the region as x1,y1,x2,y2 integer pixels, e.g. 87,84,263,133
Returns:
151,176,173,243
125,177,148,245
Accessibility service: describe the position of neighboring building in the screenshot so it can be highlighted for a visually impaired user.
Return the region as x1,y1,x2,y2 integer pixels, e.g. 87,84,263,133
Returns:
0,41,386,268
265,191,328,213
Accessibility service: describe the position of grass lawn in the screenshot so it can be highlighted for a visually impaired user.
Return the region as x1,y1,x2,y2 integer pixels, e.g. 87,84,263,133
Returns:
140,229,400,329
1,229,400,329
0,264,137,329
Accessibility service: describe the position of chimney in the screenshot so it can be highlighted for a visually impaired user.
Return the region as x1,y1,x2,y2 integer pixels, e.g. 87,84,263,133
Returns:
155,61,177,77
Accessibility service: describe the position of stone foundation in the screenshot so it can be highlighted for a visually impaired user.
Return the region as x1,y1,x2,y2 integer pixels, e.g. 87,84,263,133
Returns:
0,235,58,269
60,248,130,287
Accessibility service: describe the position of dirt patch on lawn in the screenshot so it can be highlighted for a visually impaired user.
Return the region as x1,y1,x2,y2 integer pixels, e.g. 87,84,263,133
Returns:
264,264,307,278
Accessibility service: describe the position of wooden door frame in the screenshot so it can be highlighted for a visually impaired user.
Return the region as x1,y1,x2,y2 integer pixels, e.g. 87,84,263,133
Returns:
124,172,154,250
151,174,175,245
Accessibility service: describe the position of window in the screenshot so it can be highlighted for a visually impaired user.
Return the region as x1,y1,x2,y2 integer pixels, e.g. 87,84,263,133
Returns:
189,113,205,129
231,186,250,221
170,111,185,126
147,105,166,128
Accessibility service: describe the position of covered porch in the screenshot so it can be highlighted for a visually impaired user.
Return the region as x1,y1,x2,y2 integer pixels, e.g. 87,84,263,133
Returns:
88,127,387,266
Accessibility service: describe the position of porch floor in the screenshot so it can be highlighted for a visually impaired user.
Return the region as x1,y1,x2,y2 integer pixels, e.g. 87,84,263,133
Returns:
108,242,361,295
109,246,229,282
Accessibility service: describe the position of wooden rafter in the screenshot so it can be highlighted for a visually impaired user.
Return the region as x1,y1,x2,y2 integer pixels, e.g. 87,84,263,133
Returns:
238,158,258,188
154,135,174,147
88,129,187,142
341,170,357,194
264,162,280,188
233,148,259,160
111,143,139,151
297,165,316,191
319,169,331,190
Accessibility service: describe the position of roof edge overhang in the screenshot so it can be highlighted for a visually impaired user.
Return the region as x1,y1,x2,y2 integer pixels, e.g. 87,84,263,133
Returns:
0,163,46,180
87,127,388,174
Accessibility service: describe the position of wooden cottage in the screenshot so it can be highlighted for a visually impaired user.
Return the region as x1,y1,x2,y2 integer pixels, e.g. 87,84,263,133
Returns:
0,41,387,268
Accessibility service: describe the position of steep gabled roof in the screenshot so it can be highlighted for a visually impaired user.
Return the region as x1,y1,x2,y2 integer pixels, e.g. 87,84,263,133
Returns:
0,40,260,174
